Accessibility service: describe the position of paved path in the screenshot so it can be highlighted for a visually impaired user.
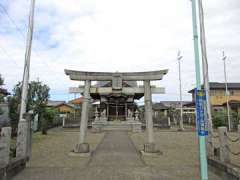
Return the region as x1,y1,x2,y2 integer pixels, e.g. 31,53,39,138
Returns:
68,131,155,180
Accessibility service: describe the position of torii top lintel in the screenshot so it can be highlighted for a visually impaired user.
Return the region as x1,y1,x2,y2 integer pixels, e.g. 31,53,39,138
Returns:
64,69,168,81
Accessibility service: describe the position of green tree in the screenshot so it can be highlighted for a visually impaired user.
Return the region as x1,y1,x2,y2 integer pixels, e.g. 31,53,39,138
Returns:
212,111,227,128
41,107,58,134
8,80,50,133
0,74,6,115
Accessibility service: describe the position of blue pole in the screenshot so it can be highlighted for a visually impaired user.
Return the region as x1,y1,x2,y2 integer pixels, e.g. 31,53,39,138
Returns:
191,0,208,180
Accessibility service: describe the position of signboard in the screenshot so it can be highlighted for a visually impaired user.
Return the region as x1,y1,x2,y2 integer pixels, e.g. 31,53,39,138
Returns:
195,89,208,136
69,87,81,94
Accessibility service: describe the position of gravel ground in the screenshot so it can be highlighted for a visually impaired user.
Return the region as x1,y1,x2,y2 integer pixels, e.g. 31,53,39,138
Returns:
28,127,105,168
130,127,225,180
12,127,231,180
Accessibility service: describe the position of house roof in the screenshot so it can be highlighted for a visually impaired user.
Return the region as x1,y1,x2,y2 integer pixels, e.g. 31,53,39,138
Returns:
160,101,192,108
69,97,84,105
0,88,10,95
188,82,240,93
222,100,240,106
47,100,66,107
153,103,169,110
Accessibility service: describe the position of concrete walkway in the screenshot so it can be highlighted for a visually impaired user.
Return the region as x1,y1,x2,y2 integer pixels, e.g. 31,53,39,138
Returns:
77,131,154,180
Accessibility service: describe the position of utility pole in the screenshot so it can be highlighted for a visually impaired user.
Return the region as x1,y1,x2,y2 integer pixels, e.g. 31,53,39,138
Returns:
177,51,184,131
19,0,36,122
198,0,214,156
222,51,231,131
16,0,36,158
191,0,208,179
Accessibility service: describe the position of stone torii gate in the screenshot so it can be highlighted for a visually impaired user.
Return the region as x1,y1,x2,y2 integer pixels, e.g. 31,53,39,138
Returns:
65,69,168,153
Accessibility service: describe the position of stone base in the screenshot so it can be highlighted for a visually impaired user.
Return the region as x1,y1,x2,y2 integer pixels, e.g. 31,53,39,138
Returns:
74,143,90,153
140,150,163,157
99,117,108,122
68,151,91,157
16,121,29,158
126,117,135,122
92,120,142,132
144,143,158,153
91,127,102,133
177,128,184,131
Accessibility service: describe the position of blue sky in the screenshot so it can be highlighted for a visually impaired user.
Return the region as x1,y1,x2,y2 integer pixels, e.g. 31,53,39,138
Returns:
0,0,240,103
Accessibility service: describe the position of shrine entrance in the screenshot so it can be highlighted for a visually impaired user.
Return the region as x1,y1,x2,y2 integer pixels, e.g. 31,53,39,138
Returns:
108,103,125,121
65,69,168,153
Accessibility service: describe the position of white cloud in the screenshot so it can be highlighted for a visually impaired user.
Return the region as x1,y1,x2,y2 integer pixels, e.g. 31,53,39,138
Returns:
0,0,239,101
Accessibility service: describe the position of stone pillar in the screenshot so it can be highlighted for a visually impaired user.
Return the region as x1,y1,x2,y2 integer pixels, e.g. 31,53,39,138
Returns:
173,117,177,125
144,80,155,153
125,103,127,120
107,104,109,120
94,107,99,121
0,127,11,167
62,117,65,127
168,117,171,127
16,113,32,159
238,125,240,139
218,127,230,163
75,80,91,153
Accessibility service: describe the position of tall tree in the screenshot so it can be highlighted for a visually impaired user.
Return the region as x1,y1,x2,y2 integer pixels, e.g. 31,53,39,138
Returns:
0,74,5,103
8,80,50,132
0,74,6,115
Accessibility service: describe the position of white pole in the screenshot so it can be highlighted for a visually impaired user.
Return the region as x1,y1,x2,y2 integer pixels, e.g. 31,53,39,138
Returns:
222,52,231,131
178,51,184,131
19,0,36,122
198,0,214,156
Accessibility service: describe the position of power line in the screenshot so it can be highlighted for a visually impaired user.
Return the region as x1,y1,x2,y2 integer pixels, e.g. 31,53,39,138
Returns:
0,3,27,39
0,2,56,72
0,45,22,68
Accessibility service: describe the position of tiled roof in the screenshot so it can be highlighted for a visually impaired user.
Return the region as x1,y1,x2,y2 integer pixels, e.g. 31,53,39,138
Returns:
68,97,84,104
188,82,240,93
160,101,192,108
0,88,10,95
47,100,65,107
153,103,169,110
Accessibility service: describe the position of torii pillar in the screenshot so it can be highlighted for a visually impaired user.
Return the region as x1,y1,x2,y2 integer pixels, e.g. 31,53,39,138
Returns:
75,80,91,153
144,80,156,153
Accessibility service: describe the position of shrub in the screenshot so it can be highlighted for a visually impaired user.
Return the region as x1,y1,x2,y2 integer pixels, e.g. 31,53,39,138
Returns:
212,111,227,128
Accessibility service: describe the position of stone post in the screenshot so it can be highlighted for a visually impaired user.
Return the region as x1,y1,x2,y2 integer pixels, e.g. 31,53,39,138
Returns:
0,127,11,168
218,127,230,163
238,125,240,140
16,113,32,159
94,107,99,121
168,117,171,128
173,117,177,125
144,80,155,153
75,80,91,153
62,116,65,127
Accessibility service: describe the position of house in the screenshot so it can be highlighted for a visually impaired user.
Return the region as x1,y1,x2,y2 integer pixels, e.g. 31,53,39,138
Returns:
68,97,84,106
188,82,240,111
47,100,75,114
152,103,169,117
0,88,10,96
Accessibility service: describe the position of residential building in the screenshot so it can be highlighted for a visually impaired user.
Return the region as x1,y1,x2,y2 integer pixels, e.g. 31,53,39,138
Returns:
188,82,240,112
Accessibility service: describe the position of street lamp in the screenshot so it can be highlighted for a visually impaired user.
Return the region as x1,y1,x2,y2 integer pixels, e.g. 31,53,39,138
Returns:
222,51,231,131
177,51,184,131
